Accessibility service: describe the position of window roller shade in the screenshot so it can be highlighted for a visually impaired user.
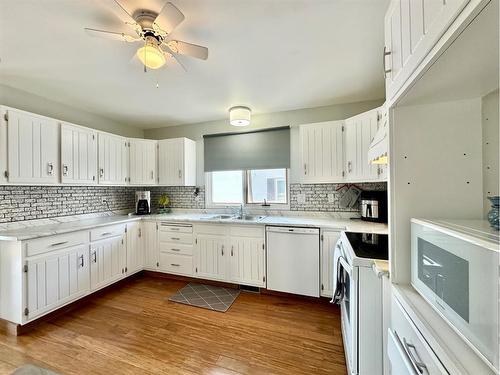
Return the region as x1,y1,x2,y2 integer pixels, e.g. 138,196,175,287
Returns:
204,127,290,172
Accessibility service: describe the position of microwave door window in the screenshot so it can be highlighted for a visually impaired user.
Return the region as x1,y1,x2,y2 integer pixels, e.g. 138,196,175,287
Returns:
417,238,469,322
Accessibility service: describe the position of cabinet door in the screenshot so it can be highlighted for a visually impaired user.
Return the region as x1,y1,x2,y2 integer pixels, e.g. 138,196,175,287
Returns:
61,123,97,184
126,221,143,274
129,139,157,185
26,245,89,320
344,116,360,180
7,109,59,184
299,121,344,183
385,0,470,101
90,235,126,290
98,133,128,185
194,234,226,281
158,138,183,186
143,221,159,269
228,236,265,287
320,231,341,297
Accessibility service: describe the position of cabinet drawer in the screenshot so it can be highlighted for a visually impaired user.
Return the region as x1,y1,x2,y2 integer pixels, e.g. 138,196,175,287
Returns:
90,224,126,242
159,231,193,245
25,231,89,257
159,242,193,256
159,253,193,275
159,223,192,233
391,297,448,374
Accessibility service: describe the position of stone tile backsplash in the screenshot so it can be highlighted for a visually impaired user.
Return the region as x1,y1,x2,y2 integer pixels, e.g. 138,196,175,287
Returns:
289,182,387,212
0,182,385,223
0,186,135,223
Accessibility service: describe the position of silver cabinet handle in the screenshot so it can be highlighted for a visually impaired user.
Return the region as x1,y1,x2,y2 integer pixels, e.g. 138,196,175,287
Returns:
169,227,180,231
231,246,234,256
51,241,68,247
99,168,104,178
92,250,97,263
47,163,54,176
151,170,154,180
304,163,307,175
178,169,182,178
171,237,180,241
221,245,224,256
101,232,113,237
170,263,180,267
171,248,181,252
383,46,392,78
348,161,352,173
403,338,427,374
62,164,68,176
138,228,142,238
78,254,84,268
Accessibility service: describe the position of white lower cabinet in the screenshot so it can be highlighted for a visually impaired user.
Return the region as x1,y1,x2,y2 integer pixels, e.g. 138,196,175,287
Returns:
126,221,144,275
26,244,90,320
90,234,126,291
158,223,194,276
194,232,226,281
143,221,159,270
228,226,266,287
320,230,341,297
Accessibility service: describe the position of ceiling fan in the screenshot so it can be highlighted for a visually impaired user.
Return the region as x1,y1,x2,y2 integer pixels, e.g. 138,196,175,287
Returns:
84,0,208,72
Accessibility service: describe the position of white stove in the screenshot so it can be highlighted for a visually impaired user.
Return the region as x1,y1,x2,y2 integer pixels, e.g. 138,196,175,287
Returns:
337,231,388,375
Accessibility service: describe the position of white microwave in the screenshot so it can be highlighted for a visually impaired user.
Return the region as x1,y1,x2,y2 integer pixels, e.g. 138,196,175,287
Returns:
411,218,499,371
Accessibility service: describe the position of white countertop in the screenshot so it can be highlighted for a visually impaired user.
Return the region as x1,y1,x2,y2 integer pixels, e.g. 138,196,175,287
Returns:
0,211,388,241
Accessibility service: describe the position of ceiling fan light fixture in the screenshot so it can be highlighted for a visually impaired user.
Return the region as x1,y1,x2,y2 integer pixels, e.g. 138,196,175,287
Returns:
136,43,166,69
229,106,251,127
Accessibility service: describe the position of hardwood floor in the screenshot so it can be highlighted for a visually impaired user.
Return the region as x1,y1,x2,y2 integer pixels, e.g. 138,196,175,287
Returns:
0,274,346,375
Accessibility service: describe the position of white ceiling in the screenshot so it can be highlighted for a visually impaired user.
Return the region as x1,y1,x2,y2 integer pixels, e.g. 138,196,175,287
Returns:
0,0,388,129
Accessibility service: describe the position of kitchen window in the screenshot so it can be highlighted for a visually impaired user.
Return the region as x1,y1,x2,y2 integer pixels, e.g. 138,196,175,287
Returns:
206,168,289,208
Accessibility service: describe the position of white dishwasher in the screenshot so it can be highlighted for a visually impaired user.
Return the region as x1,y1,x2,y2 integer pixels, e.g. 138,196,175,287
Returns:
266,226,320,297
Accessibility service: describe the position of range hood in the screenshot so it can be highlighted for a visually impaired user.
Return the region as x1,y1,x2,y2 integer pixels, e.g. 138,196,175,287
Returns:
368,109,388,164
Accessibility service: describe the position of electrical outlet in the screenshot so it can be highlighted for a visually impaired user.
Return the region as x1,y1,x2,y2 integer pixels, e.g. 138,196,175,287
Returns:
101,198,107,204
297,193,306,204
327,193,335,203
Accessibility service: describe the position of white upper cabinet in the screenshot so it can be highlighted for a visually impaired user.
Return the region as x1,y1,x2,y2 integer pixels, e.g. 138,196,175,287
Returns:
344,108,385,182
384,0,470,102
158,138,196,186
299,121,344,183
98,132,129,185
6,109,59,184
61,122,98,184
129,139,157,185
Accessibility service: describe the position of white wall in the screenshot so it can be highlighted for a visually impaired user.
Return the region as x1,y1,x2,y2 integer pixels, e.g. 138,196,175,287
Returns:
390,98,484,284
0,84,143,138
482,89,499,217
144,99,384,184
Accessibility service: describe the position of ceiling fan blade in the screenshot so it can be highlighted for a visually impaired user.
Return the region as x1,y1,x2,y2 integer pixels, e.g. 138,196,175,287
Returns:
165,40,208,60
107,0,137,25
161,45,187,72
84,28,141,43
154,2,185,34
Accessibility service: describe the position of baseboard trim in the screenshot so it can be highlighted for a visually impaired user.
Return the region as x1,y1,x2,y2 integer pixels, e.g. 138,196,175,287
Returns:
143,270,240,289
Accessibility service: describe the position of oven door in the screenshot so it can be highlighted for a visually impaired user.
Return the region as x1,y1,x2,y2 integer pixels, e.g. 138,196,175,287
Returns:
339,256,359,375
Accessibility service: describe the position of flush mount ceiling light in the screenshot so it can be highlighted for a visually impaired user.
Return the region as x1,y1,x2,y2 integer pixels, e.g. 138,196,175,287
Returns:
229,106,251,127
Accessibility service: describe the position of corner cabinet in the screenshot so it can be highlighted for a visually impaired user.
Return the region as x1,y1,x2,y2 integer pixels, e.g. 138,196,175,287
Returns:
61,122,98,184
5,108,59,184
98,133,129,185
384,0,470,102
344,108,386,182
299,121,345,183
158,138,196,186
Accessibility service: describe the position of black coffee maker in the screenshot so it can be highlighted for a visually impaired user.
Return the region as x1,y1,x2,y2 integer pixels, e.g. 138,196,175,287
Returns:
135,191,151,215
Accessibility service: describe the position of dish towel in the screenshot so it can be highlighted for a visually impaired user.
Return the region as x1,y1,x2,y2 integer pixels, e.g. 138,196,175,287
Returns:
331,239,344,305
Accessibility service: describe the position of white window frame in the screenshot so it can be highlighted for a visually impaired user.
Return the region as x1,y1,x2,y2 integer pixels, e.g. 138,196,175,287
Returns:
205,169,290,210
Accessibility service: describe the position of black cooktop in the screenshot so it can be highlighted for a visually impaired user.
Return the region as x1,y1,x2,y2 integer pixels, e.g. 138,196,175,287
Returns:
345,232,389,260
